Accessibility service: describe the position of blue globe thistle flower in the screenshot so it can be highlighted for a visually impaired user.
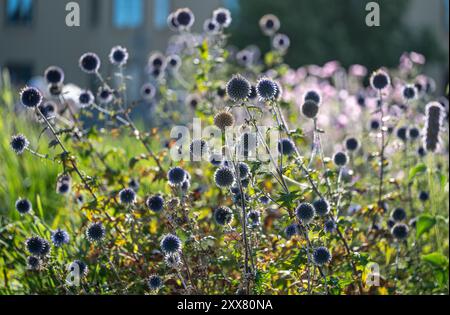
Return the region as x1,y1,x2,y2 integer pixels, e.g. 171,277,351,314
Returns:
97,86,114,104
402,85,417,101
356,91,366,107
408,127,420,140
51,229,70,247
278,138,295,156
247,210,260,227
296,203,315,224
161,234,182,254
20,87,42,108
303,90,322,105
370,69,390,90
238,162,250,179
27,256,41,270
324,220,337,233
15,198,32,215
86,222,106,243
226,74,251,101
214,167,235,188
272,33,290,51
419,191,429,202
345,137,360,152
214,206,233,226
69,260,88,278
164,54,182,71
164,253,182,269
312,247,332,266
259,195,270,205
301,100,320,119
417,146,426,157
313,199,330,217
175,8,194,29
392,208,407,222
109,45,129,66
79,52,101,74
213,8,232,27
148,52,165,69
56,181,71,195
203,18,220,34
146,195,164,213
236,49,254,67
44,66,65,85
391,223,409,240
26,236,50,257
387,218,396,229
77,90,94,108
370,119,380,130
285,223,300,239
168,167,187,186
333,151,349,167
256,77,277,101
147,274,163,291
10,134,29,155
259,14,280,36
119,188,137,204
140,83,156,101
396,126,408,142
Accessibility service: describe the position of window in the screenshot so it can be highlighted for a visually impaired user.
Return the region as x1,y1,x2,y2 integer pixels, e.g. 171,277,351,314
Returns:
153,0,170,29
113,0,143,29
5,0,33,25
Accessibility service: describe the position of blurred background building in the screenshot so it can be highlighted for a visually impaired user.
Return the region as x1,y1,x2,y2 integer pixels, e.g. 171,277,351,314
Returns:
0,0,448,92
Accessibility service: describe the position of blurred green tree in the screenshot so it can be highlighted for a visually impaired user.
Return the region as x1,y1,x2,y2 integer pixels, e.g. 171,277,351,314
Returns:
229,0,445,69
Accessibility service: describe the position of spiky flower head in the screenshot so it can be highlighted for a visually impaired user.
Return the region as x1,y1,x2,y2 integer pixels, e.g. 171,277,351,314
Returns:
419,191,429,202
147,274,163,291
97,86,114,104
259,195,270,205
396,126,408,142
213,8,232,27
79,52,101,73
26,236,50,257
272,33,290,52
345,137,360,152
56,174,71,195
160,234,182,254
237,162,250,179
27,256,41,270
312,247,332,266
109,45,129,66
247,210,261,227
203,18,220,34
86,222,106,243
226,74,251,101
164,54,182,71
402,84,417,101
44,66,65,85
20,87,42,108
296,203,315,224
10,134,29,155
370,69,390,90
146,195,164,213
164,253,182,269
324,220,337,233
333,151,349,167
214,206,233,226
77,90,94,108
148,52,165,69
259,14,280,36
214,167,235,188
236,49,254,67
391,223,409,240
408,127,420,140
51,229,70,247
214,111,235,130
301,100,320,119
423,101,445,153
370,119,380,130
303,90,322,105
278,138,296,156
168,167,187,186
140,83,156,101
392,208,407,222
15,198,32,215
119,188,137,204
175,8,195,29
313,199,330,217
256,77,278,101
285,223,300,239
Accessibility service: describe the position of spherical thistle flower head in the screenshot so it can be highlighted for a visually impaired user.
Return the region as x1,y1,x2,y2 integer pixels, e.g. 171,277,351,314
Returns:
167,11,180,31
272,33,290,52
370,119,380,131
69,260,88,278
186,93,201,109
203,18,220,34
148,52,165,69
402,84,417,101
140,83,156,101
97,86,114,105
333,151,349,167
168,167,187,186
175,8,195,29
278,138,296,156
259,195,270,205
77,90,94,108
15,198,32,215
214,206,233,226
256,77,278,101
214,111,235,130
161,233,182,254
190,139,209,160
301,100,320,119
303,90,322,105
79,52,101,74
56,180,71,195
119,188,137,204
392,208,407,222
164,253,182,269
109,45,129,66
236,50,254,67
391,223,409,240
344,137,360,152
226,74,251,101
296,203,315,224
423,101,445,153
370,69,391,90
312,247,332,266
86,222,106,243
247,210,261,227
419,191,429,202
387,218,396,229
164,54,182,72
417,146,427,158
51,229,70,247
20,86,42,108
10,134,29,155
38,101,57,120
147,274,163,291
44,66,65,85
214,167,235,188
146,195,164,213
27,256,41,270
26,236,50,257
259,14,280,36
408,127,420,140
238,162,250,179
313,199,330,217
396,126,408,142
285,223,300,239
324,220,337,234
213,7,232,28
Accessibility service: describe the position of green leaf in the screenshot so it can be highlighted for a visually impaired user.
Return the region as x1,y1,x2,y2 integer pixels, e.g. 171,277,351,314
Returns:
408,163,427,182
416,214,436,238
422,252,449,268
36,194,44,219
